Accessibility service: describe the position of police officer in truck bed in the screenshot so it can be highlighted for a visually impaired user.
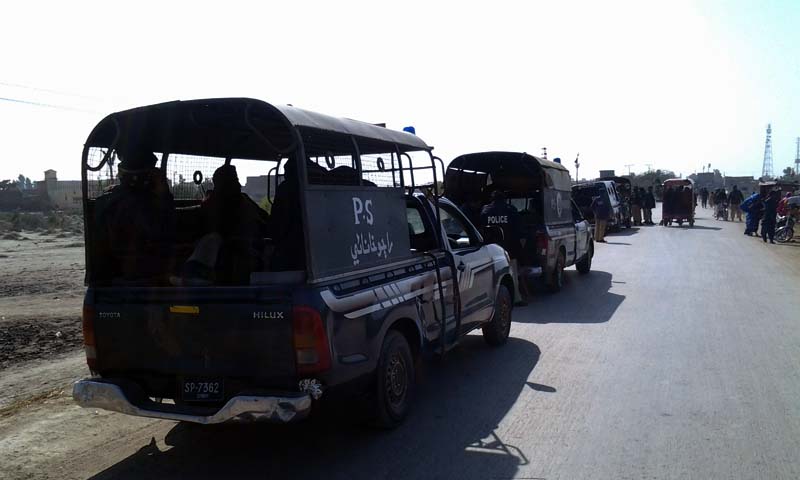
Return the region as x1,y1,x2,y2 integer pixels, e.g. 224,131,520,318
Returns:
480,189,525,303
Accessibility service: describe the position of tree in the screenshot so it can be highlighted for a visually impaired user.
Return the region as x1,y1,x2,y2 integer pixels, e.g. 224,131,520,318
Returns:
628,169,677,189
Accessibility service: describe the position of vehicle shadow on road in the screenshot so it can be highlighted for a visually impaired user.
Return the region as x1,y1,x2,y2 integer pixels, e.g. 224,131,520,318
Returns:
608,227,640,237
88,337,543,480
518,271,623,324
660,224,722,231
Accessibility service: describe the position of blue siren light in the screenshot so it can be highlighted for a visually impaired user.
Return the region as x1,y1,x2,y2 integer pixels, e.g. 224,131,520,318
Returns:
403,126,416,135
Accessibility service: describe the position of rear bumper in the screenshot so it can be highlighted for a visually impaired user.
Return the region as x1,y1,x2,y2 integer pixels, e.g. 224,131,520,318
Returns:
73,379,312,424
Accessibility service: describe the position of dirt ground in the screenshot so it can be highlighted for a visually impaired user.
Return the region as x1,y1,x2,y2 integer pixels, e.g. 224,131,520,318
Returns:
0,219,87,408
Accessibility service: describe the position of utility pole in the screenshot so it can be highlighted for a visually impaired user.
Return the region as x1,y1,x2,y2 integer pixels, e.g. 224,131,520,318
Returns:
624,164,634,176
795,137,799,175
574,153,580,182
761,123,774,179
645,163,653,172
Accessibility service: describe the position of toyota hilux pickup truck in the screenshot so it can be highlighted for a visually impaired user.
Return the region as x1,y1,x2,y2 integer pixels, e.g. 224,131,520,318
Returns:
73,98,515,428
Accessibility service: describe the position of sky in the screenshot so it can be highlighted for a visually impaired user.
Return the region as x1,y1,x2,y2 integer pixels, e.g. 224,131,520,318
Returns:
1,0,799,182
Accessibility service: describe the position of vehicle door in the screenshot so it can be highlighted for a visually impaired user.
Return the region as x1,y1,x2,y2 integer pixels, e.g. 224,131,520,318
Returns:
571,199,590,259
437,201,496,330
603,182,620,223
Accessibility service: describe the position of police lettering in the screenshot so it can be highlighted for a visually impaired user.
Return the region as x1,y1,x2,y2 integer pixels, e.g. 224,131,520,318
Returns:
352,197,374,225
487,215,509,225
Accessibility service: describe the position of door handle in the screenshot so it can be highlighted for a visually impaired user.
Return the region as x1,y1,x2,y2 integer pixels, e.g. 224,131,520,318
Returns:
457,262,466,272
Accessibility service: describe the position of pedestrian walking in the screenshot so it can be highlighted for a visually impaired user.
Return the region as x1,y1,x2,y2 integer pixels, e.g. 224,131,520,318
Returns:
590,195,611,242
714,188,728,220
761,190,780,244
700,187,709,208
728,185,744,222
643,186,656,225
631,187,643,226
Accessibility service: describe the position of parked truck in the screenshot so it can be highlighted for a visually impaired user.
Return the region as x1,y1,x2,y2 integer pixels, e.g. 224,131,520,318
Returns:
73,98,515,428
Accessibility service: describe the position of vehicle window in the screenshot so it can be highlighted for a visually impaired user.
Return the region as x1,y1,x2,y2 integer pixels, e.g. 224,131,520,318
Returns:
407,207,427,235
571,200,584,221
438,206,478,249
406,203,438,252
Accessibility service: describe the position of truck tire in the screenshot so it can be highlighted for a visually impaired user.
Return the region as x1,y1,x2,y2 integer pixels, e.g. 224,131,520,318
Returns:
482,285,512,346
576,244,592,274
547,251,566,292
373,330,415,428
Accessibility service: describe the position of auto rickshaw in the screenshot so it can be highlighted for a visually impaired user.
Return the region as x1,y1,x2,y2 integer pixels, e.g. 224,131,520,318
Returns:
661,178,695,227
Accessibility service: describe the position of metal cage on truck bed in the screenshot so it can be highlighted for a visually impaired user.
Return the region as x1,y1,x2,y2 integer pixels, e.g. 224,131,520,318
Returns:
81,98,447,284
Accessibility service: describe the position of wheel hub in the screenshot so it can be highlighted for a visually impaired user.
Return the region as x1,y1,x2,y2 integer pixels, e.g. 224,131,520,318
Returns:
386,355,407,401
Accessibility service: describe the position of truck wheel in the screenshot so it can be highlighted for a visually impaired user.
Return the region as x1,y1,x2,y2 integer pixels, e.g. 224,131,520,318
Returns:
547,252,566,292
576,244,592,274
482,285,512,346
373,330,415,428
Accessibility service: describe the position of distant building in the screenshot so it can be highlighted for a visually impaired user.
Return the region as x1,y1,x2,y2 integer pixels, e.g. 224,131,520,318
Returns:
242,174,283,204
41,170,82,210
690,172,723,191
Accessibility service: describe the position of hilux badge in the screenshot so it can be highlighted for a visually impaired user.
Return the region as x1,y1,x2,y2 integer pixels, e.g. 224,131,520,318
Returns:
253,311,284,320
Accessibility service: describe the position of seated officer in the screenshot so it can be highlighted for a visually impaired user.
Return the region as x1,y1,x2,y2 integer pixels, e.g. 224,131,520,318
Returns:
93,147,175,284
182,164,271,284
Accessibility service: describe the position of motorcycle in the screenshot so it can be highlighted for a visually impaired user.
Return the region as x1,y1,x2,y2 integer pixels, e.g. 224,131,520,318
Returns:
715,202,728,221
775,210,797,243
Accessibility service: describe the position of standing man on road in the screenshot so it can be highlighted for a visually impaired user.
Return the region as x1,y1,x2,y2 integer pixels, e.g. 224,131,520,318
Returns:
643,186,656,225
700,187,709,208
631,187,643,226
590,195,610,242
761,190,780,244
728,185,744,222
481,190,526,303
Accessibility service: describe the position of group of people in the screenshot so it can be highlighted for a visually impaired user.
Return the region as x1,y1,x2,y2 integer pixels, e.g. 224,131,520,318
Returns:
699,186,744,221
740,190,797,244
629,186,657,226
93,146,294,285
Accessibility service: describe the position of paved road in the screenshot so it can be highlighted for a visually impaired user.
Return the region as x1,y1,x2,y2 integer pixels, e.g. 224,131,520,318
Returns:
2,206,800,479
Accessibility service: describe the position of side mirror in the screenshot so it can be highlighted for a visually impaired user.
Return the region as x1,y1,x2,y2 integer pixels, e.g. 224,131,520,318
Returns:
481,225,505,245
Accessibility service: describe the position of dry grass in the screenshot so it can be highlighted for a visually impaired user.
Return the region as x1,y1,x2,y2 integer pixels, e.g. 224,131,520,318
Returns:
0,387,67,418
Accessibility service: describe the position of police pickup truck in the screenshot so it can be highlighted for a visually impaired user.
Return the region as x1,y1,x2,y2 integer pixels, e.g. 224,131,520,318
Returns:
72,99,515,428
445,152,594,293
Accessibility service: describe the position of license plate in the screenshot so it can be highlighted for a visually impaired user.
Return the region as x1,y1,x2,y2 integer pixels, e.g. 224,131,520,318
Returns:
181,378,224,402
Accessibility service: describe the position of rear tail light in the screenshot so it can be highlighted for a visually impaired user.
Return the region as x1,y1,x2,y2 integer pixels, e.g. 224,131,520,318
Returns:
81,304,97,372
292,306,331,375
535,231,549,256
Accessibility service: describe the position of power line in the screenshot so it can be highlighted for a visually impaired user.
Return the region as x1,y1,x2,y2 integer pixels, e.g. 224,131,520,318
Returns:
0,96,101,114
0,80,101,101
